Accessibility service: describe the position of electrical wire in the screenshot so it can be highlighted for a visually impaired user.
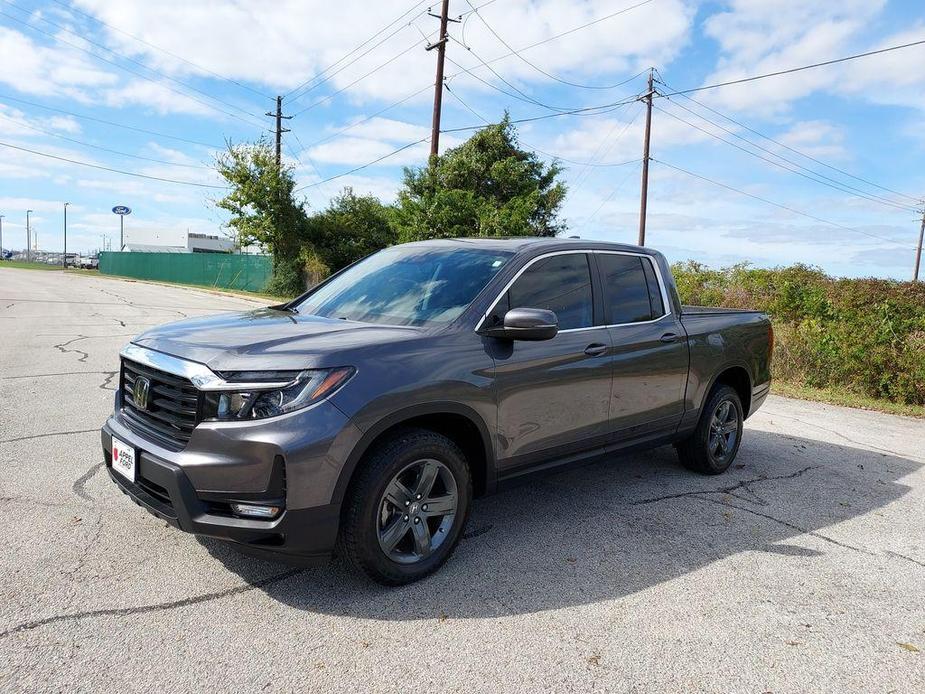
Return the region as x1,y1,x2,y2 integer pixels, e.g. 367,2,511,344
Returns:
289,37,427,118
0,5,266,127
585,159,642,226
0,93,222,148
654,103,917,213
446,0,663,83
655,158,918,248
0,112,211,169
441,94,642,133
300,83,434,149
443,81,642,168
463,0,653,90
656,37,925,97
663,88,923,206
0,140,227,188
284,0,430,99
293,137,430,192
48,0,273,100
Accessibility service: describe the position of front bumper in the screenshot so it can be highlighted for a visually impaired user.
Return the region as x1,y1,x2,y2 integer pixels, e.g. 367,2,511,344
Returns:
101,414,349,565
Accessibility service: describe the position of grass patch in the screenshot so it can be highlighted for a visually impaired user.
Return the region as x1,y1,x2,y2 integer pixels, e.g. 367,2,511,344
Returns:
0,260,65,271
772,380,925,418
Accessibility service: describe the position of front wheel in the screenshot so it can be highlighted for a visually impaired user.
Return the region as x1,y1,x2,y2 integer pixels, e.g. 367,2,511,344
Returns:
676,385,744,475
339,428,472,585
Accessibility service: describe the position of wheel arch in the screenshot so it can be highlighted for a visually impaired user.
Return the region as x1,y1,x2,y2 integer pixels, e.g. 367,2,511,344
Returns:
705,364,753,417
332,403,496,505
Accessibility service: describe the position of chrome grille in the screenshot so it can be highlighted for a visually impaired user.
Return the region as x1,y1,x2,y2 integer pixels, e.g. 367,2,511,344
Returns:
121,358,202,449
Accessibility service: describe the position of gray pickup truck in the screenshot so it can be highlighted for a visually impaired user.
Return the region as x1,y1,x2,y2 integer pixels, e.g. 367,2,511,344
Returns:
101,238,772,584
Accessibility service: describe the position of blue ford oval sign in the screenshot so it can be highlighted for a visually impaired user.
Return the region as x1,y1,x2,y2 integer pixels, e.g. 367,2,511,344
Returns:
112,205,132,215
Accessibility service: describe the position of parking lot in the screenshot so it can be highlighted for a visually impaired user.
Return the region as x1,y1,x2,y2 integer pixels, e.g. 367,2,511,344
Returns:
1,267,923,692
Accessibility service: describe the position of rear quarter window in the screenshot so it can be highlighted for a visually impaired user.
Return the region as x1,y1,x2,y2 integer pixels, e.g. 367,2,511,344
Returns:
598,254,666,324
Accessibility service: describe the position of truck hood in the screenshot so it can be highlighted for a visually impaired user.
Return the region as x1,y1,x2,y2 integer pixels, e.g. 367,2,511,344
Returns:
131,308,422,372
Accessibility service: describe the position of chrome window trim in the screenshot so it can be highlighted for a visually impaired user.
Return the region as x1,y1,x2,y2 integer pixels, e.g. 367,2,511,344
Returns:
475,249,672,333
120,343,297,391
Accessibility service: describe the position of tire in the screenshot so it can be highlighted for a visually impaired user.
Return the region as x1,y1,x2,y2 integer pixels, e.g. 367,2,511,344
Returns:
339,428,472,585
676,384,744,475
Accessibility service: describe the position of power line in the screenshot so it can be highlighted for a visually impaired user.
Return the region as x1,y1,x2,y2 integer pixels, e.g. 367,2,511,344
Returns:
463,0,653,90
293,138,429,192
48,0,274,100
656,37,925,97
655,158,918,248
446,0,663,83
0,112,211,169
446,42,578,113
663,88,923,206
0,140,228,188
0,7,266,128
284,0,430,99
300,83,434,149
290,37,427,118
441,94,641,133
444,82,642,168
653,103,917,213
0,93,222,148
586,160,643,226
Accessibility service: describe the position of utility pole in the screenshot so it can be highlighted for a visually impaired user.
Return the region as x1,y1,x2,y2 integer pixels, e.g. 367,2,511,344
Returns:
637,68,655,247
63,202,70,268
914,209,925,282
26,209,32,262
266,96,292,169
0,214,4,261
427,0,457,159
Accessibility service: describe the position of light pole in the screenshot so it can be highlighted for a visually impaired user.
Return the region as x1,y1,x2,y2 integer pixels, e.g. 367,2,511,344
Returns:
26,210,32,262
63,202,70,268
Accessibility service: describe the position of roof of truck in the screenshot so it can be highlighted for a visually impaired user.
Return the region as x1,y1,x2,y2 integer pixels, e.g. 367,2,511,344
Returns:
402,236,655,255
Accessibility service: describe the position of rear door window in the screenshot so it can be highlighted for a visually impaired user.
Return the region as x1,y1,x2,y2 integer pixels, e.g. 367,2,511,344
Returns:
504,253,594,330
597,254,665,324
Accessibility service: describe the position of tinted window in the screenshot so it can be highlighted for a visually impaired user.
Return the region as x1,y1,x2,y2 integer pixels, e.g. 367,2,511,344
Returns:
641,256,665,317
294,247,511,326
598,254,663,324
505,253,593,330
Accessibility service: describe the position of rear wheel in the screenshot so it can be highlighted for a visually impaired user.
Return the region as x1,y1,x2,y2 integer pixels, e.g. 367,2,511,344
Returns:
676,385,744,475
340,428,471,585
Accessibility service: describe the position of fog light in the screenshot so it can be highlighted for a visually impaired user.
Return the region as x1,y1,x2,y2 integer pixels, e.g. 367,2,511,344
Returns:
231,503,281,519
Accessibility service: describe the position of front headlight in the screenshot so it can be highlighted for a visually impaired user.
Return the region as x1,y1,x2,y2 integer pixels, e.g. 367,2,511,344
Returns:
203,367,354,420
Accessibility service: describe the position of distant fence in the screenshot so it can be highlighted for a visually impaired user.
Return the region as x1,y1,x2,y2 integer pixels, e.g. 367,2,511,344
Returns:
99,252,273,293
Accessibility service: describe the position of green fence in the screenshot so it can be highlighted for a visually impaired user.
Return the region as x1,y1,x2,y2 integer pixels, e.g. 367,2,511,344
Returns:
99,252,273,292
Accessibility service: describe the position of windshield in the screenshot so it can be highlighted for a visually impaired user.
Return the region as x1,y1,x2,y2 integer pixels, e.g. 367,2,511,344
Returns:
293,246,513,327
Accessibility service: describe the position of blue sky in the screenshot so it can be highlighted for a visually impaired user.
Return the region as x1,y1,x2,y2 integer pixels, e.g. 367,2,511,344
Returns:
1,0,924,279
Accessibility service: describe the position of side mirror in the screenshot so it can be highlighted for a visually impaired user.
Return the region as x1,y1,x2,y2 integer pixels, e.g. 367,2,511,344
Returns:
480,307,558,341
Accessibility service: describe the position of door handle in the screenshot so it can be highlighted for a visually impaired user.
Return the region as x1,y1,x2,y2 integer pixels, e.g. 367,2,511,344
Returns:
659,333,679,343
584,343,608,356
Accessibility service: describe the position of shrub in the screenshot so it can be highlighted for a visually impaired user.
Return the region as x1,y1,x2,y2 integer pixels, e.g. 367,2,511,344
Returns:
671,262,925,406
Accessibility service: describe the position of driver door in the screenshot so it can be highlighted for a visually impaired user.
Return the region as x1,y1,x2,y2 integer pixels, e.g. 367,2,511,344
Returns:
489,252,613,472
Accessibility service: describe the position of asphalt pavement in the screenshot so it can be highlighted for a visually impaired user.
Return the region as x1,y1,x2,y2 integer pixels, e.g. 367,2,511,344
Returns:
1,267,923,693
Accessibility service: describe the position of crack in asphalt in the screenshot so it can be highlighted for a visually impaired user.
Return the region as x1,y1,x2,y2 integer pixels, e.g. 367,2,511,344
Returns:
763,409,920,461
1,429,98,444
99,371,118,391
630,466,816,506
0,519,498,639
692,494,876,555
0,568,307,640
53,335,89,363
0,371,116,380
884,549,925,569
72,462,104,503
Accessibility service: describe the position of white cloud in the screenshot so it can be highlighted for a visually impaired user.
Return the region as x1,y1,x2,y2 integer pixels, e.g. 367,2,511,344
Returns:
0,26,117,100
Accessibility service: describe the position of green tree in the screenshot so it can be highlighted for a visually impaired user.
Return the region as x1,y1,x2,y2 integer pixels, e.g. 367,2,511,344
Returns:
215,137,307,295
392,114,567,241
305,187,397,272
